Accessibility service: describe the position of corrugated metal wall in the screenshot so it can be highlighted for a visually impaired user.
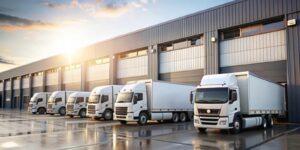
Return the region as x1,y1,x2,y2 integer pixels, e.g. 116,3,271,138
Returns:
22,77,30,89
87,63,110,81
220,30,287,67
117,56,148,79
286,11,300,122
159,45,205,73
46,72,58,86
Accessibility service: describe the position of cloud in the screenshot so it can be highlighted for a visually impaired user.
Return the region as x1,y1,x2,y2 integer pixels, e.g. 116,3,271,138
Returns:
0,13,57,31
44,0,156,17
0,56,15,65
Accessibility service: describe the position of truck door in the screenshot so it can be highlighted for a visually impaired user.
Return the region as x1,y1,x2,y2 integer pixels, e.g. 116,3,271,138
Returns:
229,89,240,117
132,93,145,117
100,95,109,113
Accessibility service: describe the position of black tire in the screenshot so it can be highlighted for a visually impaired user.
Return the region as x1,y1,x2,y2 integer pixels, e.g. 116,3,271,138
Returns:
59,107,66,116
230,117,242,134
38,108,46,114
172,113,179,123
198,128,206,133
179,112,187,122
261,116,267,129
103,109,113,120
138,112,148,125
79,109,86,118
120,120,127,125
266,115,274,128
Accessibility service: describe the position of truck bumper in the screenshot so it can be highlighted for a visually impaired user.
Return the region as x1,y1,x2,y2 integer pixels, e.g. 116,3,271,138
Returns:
87,110,102,118
28,107,37,113
194,116,232,129
114,112,136,122
47,108,58,114
67,110,78,116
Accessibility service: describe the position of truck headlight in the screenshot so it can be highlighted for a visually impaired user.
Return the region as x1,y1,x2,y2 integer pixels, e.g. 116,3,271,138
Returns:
194,119,200,124
219,120,227,125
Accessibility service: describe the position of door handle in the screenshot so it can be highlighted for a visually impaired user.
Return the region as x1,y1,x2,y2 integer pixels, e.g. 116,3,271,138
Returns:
140,106,143,108
235,108,237,110
105,104,108,107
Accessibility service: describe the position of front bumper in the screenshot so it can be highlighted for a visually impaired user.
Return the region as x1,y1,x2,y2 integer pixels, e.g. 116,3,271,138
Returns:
67,110,78,116
114,112,136,122
28,107,37,113
194,115,231,129
87,110,102,118
47,108,58,114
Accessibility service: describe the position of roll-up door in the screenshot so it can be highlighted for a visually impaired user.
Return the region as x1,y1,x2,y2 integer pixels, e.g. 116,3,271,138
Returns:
13,78,20,90
220,29,287,82
63,64,81,90
86,58,110,90
117,49,148,84
46,71,58,86
159,41,205,84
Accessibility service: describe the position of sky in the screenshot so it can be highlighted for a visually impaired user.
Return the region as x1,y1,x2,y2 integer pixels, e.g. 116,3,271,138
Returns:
0,0,232,72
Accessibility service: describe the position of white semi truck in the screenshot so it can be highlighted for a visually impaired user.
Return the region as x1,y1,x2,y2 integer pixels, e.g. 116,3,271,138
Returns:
191,71,285,134
87,85,123,120
114,80,195,125
66,92,91,118
47,91,77,116
28,92,52,114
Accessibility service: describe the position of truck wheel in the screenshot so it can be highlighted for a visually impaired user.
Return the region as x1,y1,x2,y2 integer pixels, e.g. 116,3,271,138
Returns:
79,109,87,118
266,115,274,128
172,113,179,123
138,112,148,125
261,117,267,129
179,112,187,122
230,117,242,134
103,109,113,120
198,128,206,133
38,108,46,114
120,120,127,125
59,107,66,116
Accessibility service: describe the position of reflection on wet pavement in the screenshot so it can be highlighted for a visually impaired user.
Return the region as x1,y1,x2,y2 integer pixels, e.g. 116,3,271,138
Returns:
0,110,299,150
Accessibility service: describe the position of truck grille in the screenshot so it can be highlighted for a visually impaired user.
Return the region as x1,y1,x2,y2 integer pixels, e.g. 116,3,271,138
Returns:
67,104,74,111
200,117,219,125
47,104,53,109
88,105,95,114
198,109,220,116
115,107,127,115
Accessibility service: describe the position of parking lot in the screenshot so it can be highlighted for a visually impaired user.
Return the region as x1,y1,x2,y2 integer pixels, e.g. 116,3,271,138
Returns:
0,110,299,150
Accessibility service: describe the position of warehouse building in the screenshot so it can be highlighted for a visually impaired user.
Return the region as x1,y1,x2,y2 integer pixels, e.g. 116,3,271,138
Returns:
0,0,299,122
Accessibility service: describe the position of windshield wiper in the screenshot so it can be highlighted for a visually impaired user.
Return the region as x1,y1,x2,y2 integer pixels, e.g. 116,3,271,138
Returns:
207,99,225,102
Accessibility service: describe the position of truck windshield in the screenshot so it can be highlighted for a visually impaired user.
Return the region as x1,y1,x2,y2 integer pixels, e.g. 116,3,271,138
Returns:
116,92,133,103
67,97,75,103
195,88,228,103
48,97,54,103
89,95,100,103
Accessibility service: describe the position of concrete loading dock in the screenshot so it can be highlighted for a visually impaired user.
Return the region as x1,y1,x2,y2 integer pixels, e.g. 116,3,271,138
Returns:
0,0,299,123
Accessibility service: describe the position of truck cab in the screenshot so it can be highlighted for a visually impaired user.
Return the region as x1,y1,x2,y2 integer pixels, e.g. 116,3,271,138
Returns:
87,85,123,120
28,92,51,114
47,91,76,116
192,74,240,132
66,92,90,118
114,83,147,124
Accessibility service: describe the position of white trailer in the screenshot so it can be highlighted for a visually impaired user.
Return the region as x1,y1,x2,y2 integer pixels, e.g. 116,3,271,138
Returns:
114,80,195,125
47,91,77,116
66,92,90,118
192,71,285,134
28,92,51,114
87,85,123,120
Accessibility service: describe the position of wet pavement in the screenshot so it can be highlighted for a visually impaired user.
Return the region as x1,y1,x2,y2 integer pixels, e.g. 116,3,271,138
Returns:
0,110,299,150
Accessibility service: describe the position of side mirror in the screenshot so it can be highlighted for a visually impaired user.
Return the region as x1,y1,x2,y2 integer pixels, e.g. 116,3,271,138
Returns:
190,92,194,104
229,90,237,104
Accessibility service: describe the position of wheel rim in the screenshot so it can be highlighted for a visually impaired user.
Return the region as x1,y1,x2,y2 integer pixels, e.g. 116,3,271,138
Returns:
140,115,147,124
61,108,65,115
173,114,179,122
180,113,186,122
234,120,240,130
105,111,112,119
81,111,86,117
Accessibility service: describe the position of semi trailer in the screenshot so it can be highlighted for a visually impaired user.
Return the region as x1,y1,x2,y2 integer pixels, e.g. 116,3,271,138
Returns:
47,91,77,116
28,92,52,114
191,71,285,134
66,92,90,118
87,85,123,120
114,80,195,125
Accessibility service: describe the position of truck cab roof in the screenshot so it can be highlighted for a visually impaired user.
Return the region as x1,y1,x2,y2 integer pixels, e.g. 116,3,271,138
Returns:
200,73,238,88
69,92,90,98
50,91,78,97
91,85,123,95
